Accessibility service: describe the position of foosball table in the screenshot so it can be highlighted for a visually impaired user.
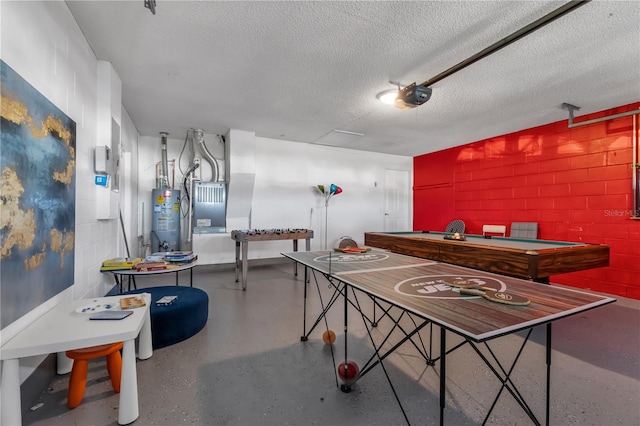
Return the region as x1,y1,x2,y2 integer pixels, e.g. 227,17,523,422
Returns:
230,228,314,290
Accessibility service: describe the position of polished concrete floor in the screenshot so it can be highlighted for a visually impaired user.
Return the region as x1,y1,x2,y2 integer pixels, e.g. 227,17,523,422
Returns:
24,259,640,426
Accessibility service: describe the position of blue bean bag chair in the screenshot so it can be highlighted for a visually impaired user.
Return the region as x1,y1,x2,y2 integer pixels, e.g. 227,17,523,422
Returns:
121,286,208,349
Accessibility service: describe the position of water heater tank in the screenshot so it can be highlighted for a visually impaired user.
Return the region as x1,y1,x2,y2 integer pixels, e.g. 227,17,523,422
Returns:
151,188,181,251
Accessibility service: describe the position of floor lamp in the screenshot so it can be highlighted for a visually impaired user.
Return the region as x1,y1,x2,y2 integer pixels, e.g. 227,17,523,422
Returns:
317,184,342,250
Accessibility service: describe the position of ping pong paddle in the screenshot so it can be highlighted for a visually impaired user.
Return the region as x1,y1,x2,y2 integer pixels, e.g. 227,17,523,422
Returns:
458,287,530,306
444,279,530,306
443,279,494,292
333,247,371,253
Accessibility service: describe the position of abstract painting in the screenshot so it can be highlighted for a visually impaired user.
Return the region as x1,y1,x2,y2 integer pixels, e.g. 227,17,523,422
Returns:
1,59,76,329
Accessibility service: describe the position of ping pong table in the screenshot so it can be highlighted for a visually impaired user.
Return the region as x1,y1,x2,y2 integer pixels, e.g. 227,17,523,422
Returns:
282,249,615,425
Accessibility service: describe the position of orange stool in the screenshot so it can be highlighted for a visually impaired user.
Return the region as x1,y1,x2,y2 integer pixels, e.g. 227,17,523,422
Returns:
65,342,124,409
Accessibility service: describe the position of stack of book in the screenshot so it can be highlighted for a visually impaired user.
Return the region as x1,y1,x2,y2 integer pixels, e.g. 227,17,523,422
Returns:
100,257,142,271
164,251,197,264
145,252,166,262
135,261,168,272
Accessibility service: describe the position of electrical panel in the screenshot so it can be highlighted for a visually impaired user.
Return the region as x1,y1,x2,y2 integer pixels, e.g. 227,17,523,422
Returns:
94,145,112,174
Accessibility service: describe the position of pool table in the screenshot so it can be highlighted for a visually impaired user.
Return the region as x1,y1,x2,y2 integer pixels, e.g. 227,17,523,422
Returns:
364,231,609,283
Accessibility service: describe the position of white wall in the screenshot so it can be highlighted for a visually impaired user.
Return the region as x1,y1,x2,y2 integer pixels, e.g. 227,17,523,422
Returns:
137,132,414,264
249,136,412,256
0,0,137,382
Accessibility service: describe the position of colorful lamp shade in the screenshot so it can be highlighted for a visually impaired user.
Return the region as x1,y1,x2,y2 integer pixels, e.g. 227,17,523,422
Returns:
317,183,343,206
316,183,343,249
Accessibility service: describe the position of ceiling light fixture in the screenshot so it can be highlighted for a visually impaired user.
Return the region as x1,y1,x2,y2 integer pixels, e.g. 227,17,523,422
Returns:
376,89,398,105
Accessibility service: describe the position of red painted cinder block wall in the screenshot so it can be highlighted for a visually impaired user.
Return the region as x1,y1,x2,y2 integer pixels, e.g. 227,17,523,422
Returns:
414,103,640,299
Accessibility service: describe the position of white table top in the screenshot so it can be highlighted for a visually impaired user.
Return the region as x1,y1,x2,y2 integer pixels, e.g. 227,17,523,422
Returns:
1,294,151,360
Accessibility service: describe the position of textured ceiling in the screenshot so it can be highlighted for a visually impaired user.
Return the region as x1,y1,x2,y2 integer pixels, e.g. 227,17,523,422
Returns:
66,0,640,157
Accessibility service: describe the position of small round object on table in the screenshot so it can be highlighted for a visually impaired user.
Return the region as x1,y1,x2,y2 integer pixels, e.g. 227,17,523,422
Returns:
121,286,208,349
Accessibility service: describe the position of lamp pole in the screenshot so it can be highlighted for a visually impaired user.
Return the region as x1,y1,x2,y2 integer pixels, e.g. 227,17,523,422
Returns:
316,184,342,250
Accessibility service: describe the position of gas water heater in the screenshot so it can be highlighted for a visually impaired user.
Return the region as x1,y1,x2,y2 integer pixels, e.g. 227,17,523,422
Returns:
151,131,181,252
151,188,181,252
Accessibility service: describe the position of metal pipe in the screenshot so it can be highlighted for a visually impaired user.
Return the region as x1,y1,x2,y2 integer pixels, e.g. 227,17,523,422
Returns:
193,129,220,182
420,1,590,88
187,176,194,242
565,106,640,217
567,108,640,128
159,131,169,188
634,114,639,218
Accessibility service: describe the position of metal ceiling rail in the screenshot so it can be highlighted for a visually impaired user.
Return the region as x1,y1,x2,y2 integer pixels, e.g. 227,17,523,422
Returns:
420,0,590,88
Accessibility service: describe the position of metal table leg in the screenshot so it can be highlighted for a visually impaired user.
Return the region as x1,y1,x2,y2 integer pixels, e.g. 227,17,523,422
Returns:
293,239,298,276
242,241,249,290
440,327,446,426
234,241,240,283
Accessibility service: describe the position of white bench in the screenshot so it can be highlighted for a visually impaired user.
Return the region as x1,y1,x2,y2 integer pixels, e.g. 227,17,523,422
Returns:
482,224,506,236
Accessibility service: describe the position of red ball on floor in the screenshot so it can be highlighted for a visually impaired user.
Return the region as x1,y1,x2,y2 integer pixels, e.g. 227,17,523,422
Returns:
337,360,360,385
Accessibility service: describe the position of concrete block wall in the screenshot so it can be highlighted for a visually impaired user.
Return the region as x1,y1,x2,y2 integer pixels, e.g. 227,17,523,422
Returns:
414,103,640,298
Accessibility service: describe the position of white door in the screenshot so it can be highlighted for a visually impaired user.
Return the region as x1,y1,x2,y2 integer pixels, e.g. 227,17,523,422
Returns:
384,169,410,231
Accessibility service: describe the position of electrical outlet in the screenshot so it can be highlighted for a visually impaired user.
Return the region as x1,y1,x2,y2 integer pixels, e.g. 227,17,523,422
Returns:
193,157,201,180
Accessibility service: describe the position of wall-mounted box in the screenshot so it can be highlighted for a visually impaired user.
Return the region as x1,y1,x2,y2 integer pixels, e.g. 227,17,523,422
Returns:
95,119,120,220
94,145,112,175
